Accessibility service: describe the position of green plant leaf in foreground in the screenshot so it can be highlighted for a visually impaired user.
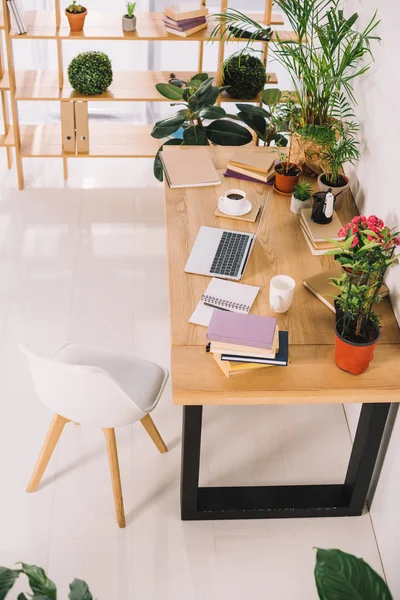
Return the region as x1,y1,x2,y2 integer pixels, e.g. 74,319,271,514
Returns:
0,567,21,600
205,120,252,145
155,83,184,100
69,579,93,600
20,563,57,600
151,109,188,139
153,138,183,182
183,125,209,145
315,548,392,600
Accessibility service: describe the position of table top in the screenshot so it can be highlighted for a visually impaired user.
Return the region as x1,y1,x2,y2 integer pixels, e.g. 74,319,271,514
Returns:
164,146,400,406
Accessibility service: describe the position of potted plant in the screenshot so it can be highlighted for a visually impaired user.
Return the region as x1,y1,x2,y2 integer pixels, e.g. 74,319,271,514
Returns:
290,180,312,215
65,0,87,32
327,217,399,374
222,51,268,100
316,121,360,209
235,88,288,148
152,73,253,181
68,51,113,95
274,99,302,194
122,1,137,32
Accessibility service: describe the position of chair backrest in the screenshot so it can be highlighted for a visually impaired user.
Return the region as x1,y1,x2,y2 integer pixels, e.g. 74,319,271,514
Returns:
20,345,146,427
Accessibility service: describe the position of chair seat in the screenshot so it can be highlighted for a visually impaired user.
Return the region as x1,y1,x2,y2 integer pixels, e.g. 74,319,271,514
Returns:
53,343,167,413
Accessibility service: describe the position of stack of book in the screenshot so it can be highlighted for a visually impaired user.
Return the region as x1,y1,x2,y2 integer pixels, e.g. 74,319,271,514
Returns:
224,150,276,185
7,0,27,34
207,311,289,378
163,3,208,37
300,208,344,256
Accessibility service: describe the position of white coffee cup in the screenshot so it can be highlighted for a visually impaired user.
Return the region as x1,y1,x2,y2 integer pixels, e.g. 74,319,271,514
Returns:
219,189,247,214
270,275,296,313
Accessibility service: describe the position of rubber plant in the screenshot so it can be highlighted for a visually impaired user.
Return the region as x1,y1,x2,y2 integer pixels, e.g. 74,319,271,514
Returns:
0,562,93,599
315,548,392,599
235,88,288,147
152,73,252,182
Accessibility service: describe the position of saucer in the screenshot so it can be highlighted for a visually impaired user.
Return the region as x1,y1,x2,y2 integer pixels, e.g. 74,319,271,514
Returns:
218,198,252,217
273,183,292,197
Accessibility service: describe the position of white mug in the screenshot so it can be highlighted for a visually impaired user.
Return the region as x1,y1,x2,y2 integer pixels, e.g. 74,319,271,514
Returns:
219,189,247,215
269,275,296,313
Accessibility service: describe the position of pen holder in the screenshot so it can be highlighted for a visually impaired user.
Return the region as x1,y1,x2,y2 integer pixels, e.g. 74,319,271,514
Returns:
311,191,334,224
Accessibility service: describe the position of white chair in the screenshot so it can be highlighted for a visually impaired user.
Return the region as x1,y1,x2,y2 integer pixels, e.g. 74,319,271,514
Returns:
21,342,169,528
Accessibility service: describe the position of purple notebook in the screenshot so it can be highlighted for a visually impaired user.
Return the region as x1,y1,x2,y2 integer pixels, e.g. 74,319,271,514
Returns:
207,312,277,350
163,16,206,30
224,169,275,186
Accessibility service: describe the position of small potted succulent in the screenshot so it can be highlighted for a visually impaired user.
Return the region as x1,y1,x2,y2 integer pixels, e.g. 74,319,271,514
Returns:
122,1,137,32
290,180,312,215
327,216,399,374
65,0,87,32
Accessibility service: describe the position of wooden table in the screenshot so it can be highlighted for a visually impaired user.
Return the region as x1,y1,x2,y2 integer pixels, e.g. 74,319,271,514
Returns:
164,146,400,521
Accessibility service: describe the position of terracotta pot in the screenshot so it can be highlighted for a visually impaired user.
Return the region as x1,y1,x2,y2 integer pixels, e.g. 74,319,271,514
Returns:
274,162,301,194
317,173,349,210
122,14,136,31
335,318,380,375
65,8,87,32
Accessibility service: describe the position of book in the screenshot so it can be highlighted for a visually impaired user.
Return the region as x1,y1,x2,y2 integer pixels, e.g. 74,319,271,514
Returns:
303,268,389,313
228,150,276,175
300,227,330,256
224,169,272,186
300,208,343,242
164,22,208,36
163,16,207,30
221,331,289,366
165,3,208,21
160,147,221,188
300,222,339,251
213,353,271,378
226,165,272,183
207,311,277,351
189,277,260,327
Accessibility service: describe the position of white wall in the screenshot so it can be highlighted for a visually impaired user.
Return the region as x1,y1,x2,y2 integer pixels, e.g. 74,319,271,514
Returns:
343,1,400,595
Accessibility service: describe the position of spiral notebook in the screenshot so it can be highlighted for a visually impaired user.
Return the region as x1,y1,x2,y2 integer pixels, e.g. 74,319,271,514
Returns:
189,278,260,327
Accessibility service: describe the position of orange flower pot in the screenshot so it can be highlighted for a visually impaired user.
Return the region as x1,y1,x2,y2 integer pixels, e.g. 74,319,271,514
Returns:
335,320,380,375
274,162,301,194
65,8,87,32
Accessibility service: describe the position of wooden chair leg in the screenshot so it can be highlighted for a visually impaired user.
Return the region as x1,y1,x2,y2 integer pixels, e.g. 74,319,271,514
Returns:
140,414,168,454
27,413,70,493
103,428,126,529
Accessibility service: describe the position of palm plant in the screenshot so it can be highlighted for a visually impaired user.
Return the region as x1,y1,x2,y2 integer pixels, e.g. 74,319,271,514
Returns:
319,122,360,186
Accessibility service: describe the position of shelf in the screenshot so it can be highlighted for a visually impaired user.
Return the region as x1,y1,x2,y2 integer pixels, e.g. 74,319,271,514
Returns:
19,123,163,158
0,72,10,90
9,11,293,41
11,70,278,102
0,126,14,146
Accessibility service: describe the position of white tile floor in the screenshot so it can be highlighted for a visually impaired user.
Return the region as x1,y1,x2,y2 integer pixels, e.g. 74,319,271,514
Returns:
0,157,385,599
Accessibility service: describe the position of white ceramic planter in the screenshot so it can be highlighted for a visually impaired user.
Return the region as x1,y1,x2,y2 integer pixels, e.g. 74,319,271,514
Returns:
290,195,311,215
122,14,136,32
317,173,349,210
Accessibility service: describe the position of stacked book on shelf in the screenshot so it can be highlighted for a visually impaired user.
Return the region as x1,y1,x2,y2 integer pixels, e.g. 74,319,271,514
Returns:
207,311,289,378
224,150,276,185
7,0,27,34
300,208,344,256
163,2,208,37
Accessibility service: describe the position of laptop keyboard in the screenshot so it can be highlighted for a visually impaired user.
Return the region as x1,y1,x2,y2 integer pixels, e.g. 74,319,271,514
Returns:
210,231,250,278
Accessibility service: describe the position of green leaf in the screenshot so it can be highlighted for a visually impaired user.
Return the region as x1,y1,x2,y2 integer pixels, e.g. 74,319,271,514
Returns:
183,125,209,145
195,85,219,109
190,72,209,83
315,548,392,600
151,109,188,139
324,249,345,256
235,103,270,118
17,594,29,600
153,138,183,182
237,111,266,139
326,238,345,248
20,564,57,600
262,88,282,107
0,567,21,600
274,133,288,147
196,106,226,120
205,120,252,146
155,83,184,100
69,579,93,600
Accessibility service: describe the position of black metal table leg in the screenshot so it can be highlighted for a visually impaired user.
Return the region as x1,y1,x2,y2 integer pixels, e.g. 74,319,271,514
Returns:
180,403,392,521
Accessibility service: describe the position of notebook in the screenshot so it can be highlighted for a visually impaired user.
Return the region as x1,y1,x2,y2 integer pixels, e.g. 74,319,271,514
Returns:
165,3,208,21
210,325,279,358
221,331,289,366
229,150,276,174
224,169,272,186
207,311,277,351
301,226,334,256
160,148,221,188
164,22,208,36
300,208,343,242
189,278,259,327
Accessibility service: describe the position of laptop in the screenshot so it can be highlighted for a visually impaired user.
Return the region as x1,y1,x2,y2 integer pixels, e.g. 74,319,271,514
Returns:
184,194,269,281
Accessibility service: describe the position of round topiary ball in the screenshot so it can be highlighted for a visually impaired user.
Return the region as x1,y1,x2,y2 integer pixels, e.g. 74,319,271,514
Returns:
68,51,113,95
222,53,267,99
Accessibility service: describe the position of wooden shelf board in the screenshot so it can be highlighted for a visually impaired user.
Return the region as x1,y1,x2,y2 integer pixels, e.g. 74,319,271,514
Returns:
0,127,15,147
12,70,278,102
10,11,293,41
19,123,162,158
0,72,10,91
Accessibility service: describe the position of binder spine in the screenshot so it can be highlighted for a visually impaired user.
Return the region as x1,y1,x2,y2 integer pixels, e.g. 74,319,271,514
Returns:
201,294,249,313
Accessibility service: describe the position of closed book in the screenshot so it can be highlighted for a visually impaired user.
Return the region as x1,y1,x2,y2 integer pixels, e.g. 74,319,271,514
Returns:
224,169,272,186
210,326,279,358
207,311,277,351
228,150,276,175
213,353,271,378
164,22,207,36
300,227,328,256
225,166,275,184
165,4,208,21
300,222,338,250
163,16,206,29
222,331,289,366
300,208,343,242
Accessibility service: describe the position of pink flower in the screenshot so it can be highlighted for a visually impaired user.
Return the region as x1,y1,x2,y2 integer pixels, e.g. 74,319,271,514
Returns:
367,235,374,242
351,236,359,248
